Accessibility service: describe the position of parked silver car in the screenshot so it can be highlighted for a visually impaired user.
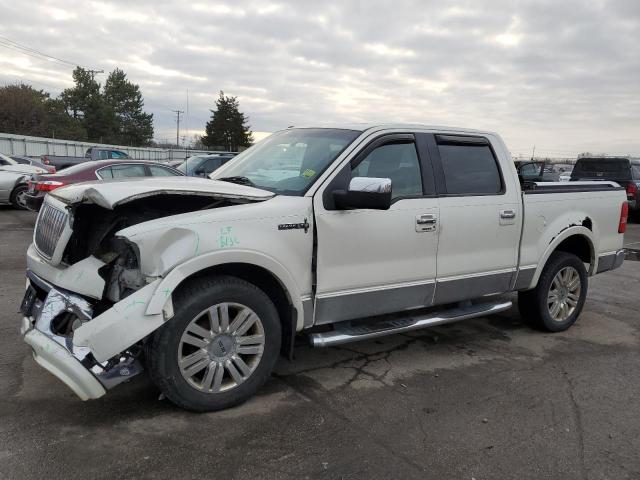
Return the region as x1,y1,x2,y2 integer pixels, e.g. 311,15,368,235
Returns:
0,169,30,209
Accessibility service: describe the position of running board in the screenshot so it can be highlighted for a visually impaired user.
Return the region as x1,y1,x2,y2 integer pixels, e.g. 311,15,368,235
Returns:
308,300,513,348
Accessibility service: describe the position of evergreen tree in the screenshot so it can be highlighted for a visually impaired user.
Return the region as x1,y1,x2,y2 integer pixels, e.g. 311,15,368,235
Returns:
201,91,253,151
45,97,88,141
104,69,154,146
60,67,102,120
60,67,153,145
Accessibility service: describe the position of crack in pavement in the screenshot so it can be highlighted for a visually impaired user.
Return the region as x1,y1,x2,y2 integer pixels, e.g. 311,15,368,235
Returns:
563,370,588,480
274,373,429,476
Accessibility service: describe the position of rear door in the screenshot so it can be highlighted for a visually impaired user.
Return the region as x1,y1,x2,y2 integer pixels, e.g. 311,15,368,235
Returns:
427,133,521,304
313,132,440,324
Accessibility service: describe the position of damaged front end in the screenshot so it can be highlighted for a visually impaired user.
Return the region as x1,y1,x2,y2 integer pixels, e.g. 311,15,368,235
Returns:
20,271,143,400
21,180,274,400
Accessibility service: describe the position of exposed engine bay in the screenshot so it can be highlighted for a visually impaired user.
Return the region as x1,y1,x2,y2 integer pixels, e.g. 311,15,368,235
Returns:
60,194,249,315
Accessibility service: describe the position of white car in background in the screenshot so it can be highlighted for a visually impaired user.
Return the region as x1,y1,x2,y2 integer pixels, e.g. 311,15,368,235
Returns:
0,152,47,209
0,169,30,209
0,152,47,175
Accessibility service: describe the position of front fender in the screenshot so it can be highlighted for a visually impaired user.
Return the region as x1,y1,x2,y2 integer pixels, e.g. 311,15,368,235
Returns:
145,249,306,329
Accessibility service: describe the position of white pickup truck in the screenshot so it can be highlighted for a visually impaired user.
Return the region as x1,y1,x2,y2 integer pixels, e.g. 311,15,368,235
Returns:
20,125,628,411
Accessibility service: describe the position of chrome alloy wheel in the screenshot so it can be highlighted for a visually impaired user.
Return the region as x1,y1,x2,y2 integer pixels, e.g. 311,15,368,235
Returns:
547,266,581,322
178,302,265,393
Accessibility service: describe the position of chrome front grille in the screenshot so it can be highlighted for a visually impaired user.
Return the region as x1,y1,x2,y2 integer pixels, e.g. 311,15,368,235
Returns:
34,202,68,259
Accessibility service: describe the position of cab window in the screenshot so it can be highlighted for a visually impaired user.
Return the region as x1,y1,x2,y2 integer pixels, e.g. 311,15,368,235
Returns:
352,142,423,200
438,142,502,195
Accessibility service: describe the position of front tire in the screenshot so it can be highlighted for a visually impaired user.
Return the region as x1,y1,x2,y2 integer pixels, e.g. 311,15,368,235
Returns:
518,251,588,332
10,184,28,210
146,275,281,412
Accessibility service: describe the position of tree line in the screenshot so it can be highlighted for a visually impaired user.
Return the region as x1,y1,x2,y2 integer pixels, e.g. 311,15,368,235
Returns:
0,67,154,146
0,68,254,151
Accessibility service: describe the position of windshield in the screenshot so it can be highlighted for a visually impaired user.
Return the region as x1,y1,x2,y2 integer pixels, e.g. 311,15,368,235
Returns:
0,152,17,165
212,128,360,195
177,156,206,175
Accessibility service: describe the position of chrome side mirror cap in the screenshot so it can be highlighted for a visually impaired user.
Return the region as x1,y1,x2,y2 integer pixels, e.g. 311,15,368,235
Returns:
333,176,393,210
348,177,392,194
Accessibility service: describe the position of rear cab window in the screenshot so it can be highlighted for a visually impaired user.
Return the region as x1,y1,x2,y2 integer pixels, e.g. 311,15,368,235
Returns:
110,150,128,159
436,135,503,195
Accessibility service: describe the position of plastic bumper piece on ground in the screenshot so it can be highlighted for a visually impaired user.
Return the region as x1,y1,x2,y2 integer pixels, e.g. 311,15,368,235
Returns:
23,320,106,400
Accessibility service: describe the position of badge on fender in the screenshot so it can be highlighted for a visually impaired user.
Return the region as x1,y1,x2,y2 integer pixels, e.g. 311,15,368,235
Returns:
278,218,310,233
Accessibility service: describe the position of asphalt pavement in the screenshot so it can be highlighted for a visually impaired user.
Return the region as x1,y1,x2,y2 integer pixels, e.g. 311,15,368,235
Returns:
1,206,639,479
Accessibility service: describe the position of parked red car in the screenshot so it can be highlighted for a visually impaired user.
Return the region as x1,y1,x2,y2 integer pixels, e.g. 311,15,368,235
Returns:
25,159,184,211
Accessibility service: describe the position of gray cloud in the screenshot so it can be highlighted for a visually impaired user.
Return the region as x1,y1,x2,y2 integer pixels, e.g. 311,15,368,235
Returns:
0,0,638,156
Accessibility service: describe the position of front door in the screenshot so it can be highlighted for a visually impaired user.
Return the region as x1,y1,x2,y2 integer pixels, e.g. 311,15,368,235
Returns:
313,133,440,324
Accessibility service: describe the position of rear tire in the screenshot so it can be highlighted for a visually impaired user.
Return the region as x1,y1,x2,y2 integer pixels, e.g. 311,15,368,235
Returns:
10,184,28,210
146,275,281,412
518,251,588,332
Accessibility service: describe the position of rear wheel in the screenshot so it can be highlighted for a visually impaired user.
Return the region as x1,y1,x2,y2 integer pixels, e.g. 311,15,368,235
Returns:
146,275,281,412
518,251,588,332
10,184,28,210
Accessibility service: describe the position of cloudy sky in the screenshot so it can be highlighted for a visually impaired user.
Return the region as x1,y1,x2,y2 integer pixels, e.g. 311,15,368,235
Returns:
0,0,638,157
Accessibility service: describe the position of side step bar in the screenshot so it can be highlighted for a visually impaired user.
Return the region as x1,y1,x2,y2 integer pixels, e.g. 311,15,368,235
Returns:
309,300,513,348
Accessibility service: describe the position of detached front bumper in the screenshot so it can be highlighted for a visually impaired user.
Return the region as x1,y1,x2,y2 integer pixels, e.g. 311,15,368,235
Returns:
21,319,106,400
20,271,142,401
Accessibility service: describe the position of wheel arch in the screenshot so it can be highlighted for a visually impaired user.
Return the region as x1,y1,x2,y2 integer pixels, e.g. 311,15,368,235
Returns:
10,180,29,208
531,226,596,287
145,250,306,355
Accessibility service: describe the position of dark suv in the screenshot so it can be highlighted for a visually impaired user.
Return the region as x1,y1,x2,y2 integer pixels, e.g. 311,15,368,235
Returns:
177,154,236,177
571,157,640,215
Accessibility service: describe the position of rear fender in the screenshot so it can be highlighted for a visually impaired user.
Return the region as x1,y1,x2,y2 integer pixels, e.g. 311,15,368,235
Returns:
530,226,596,288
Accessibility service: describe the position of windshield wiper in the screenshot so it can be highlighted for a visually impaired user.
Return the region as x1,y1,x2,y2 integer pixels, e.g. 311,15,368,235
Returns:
217,176,256,187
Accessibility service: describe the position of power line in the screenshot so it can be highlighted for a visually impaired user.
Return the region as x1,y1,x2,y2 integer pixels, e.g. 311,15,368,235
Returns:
0,34,99,71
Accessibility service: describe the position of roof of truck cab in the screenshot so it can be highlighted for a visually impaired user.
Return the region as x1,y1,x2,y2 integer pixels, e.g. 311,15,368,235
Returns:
287,123,497,136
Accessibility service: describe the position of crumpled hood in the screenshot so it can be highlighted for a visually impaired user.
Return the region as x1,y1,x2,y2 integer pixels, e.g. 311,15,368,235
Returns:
49,176,275,209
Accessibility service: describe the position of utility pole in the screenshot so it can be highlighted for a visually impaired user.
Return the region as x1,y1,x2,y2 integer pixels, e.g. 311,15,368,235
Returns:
531,145,536,160
86,69,104,79
172,109,184,147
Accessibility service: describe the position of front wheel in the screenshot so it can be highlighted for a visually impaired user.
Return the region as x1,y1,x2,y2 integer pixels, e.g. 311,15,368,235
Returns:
146,275,281,412
518,251,588,332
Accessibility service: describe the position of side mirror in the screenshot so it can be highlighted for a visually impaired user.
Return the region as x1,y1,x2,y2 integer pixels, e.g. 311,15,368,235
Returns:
194,168,205,176
333,177,392,210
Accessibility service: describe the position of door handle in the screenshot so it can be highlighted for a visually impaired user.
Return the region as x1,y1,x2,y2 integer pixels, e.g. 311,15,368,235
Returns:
500,209,516,219
416,214,437,232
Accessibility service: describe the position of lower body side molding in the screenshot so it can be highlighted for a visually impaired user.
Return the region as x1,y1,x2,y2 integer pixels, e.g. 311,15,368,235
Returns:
308,299,513,347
